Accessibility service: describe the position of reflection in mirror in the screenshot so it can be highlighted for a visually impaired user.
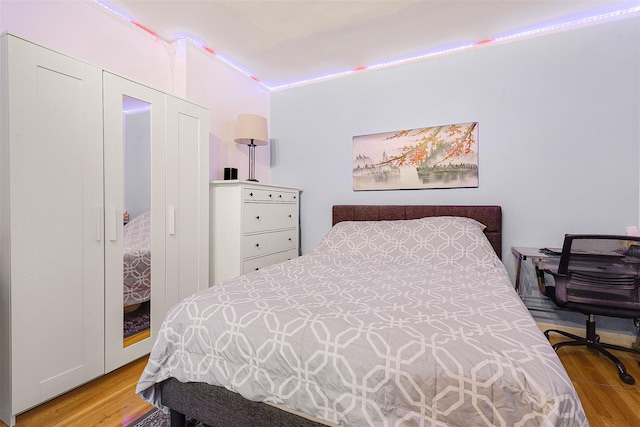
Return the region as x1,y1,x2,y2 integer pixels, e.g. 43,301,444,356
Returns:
122,95,151,347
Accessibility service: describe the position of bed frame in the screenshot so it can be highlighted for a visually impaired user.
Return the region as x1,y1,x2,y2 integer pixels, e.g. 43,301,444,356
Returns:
160,204,502,427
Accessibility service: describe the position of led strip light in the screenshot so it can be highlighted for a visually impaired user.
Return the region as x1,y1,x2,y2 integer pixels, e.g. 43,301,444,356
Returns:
94,1,639,92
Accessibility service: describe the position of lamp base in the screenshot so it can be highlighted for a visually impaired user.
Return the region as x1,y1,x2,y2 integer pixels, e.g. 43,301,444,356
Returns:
248,141,258,182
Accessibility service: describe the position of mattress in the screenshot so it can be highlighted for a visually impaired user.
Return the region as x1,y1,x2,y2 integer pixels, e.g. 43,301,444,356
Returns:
137,216,587,426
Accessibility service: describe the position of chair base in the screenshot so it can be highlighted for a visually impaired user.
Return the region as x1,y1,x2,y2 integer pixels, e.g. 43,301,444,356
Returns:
544,316,640,385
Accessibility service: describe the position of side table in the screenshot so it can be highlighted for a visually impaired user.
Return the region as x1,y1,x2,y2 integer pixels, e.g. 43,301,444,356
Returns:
511,247,559,293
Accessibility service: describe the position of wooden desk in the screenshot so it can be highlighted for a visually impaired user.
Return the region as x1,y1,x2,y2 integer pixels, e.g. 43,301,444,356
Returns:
511,247,559,293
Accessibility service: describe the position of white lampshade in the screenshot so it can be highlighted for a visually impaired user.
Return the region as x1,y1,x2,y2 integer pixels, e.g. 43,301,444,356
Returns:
234,114,268,146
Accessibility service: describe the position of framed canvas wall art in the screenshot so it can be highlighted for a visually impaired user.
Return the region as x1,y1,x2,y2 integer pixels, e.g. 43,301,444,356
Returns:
353,122,478,191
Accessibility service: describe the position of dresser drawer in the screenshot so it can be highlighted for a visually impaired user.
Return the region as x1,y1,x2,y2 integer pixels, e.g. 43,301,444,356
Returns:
243,203,298,233
243,249,299,273
243,188,298,203
243,229,298,259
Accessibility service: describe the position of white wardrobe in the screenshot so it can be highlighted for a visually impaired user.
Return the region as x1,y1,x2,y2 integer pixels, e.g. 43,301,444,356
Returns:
0,34,210,426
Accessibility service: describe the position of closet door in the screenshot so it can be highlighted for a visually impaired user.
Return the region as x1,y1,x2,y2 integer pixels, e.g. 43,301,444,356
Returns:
165,96,210,308
103,72,166,372
2,36,104,421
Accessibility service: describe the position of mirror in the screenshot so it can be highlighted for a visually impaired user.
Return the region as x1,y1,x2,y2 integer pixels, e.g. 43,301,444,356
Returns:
122,95,151,347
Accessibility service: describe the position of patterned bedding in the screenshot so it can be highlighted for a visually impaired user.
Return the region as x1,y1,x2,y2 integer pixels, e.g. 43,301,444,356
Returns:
123,212,151,308
137,216,587,426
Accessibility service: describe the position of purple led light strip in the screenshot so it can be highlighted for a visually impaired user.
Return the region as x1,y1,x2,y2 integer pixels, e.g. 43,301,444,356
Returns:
94,1,639,91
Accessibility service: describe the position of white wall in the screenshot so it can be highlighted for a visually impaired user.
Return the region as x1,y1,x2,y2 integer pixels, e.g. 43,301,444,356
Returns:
0,0,271,182
272,17,639,262
271,17,640,334
270,18,640,331
184,43,271,182
0,0,175,91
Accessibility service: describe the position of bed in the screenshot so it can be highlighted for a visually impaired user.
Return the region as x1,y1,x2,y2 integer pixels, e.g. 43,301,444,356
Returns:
136,205,587,426
123,211,152,309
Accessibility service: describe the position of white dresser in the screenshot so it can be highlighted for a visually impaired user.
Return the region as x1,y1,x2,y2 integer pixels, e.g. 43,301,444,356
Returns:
210,181,300,285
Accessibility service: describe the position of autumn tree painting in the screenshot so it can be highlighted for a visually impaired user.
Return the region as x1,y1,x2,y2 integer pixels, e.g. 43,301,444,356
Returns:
353,122,478,191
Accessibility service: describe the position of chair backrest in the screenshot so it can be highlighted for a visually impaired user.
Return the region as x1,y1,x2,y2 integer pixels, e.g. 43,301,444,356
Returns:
555,234,640,309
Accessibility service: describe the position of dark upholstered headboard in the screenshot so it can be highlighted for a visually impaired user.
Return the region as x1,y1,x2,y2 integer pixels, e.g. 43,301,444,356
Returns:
332,205,502,258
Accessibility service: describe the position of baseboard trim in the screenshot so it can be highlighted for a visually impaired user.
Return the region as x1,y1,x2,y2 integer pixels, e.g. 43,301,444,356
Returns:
536,322,638,348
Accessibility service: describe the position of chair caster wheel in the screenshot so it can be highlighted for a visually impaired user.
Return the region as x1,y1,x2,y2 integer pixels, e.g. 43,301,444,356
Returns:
620,373,635,385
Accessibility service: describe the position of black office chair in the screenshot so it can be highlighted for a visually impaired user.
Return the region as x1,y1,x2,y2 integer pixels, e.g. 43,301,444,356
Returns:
542,234,640,385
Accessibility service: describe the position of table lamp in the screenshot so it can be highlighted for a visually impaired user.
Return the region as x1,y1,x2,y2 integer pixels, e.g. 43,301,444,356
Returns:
234,114,268,182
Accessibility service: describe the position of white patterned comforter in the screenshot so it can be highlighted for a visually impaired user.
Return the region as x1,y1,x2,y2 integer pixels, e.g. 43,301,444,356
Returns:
137,217,587,426
123,212,151,307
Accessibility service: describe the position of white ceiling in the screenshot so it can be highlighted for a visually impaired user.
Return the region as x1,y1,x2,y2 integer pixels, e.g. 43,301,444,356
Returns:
107,0,637,88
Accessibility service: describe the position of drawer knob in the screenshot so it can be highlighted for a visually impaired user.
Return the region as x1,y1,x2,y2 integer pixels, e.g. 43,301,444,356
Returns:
255,267,259,270
256,215,260,220
249,192,253,197
255,243,260,247
269,194,273,198
288,238,292,241
288,214,292,218
279,194,282,198
293,196,296,199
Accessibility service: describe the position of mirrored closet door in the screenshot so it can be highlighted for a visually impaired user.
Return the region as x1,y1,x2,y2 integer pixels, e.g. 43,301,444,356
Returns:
103,73,167,373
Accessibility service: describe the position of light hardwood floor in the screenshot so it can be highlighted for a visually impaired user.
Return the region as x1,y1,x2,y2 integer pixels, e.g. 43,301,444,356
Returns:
2,338,639,427
1,356,152,427
549,337,640,427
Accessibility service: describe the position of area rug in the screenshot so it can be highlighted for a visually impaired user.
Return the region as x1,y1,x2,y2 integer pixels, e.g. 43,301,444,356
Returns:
124,301,150,338
127,407,209,427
